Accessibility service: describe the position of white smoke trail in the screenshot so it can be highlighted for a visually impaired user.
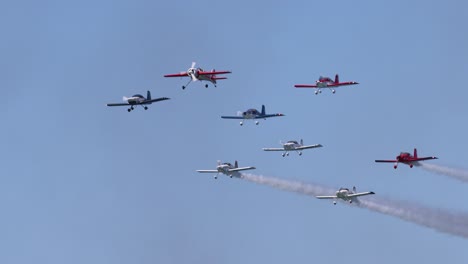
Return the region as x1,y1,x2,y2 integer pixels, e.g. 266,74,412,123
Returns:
419,163,468,183
240,173,468,239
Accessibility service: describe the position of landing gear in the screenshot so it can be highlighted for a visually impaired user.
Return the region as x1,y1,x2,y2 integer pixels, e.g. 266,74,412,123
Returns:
127,108,131,112
255,121,259,125
333,201,337,205
144,106,148,110
214,175,218,179
299,152,302,156
240,121,243,126
315,90,318,95
205,84,208,88
282,153,286,157
332,89,336,94
410,164,413,168
182,86,186,90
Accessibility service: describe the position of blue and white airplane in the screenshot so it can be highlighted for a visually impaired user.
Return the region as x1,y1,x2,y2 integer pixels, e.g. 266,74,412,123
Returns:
196,160,256,179
316,187,375,205
221,105,285,126
263,139,323,157
106,91,170,112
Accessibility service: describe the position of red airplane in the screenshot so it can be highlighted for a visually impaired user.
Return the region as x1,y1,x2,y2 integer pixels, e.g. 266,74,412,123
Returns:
375,148,438,169
164,62,231,90
294,74,358,94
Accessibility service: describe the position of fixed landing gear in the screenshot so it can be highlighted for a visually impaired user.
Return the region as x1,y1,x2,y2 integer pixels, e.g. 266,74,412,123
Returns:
240,121,243,126
332,89,336,94
409,164,414,168
144,106,148,110
299,152,302,156
205,84,209,88
182,86,186,90
333,201,337,205
127,106,134,112
282,152,289,157
255,121,259,125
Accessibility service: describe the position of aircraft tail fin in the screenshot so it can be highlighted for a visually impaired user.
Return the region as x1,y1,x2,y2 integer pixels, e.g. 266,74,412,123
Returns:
261,105,266,115
334,74,339,84
353,186,357,193
235,160,238,168
300,139,303,146
414,148,418,158
147,91,152,100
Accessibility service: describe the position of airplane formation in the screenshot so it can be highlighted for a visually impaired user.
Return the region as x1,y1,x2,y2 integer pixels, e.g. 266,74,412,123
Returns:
106,62,441,206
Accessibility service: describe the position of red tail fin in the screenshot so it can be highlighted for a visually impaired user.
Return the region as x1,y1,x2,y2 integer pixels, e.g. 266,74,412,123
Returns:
414,148,418,158
334,74,339,84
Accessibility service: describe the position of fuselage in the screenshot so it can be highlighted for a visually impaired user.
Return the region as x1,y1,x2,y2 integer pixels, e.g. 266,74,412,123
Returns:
187,67,216,84
242,109,261,119
126,95,146,105
217,163,234,174
283,141,300,150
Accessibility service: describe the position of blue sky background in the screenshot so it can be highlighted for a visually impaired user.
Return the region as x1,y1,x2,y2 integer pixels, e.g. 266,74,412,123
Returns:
2,0,468,263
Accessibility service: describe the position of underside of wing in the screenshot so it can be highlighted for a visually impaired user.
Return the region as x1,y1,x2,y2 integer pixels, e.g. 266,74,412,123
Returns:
107,103,130,106
415,156,438,161
259,114,284,119
294,84,318,88
262,148,284,151
196,170,218,173
296,144,323,150
198,70,231,75
375,159,397,163
146,97,170,103
164,72,189,78
221,116,244,119
229,166,256,172
316,195,337,199
348,191,375,198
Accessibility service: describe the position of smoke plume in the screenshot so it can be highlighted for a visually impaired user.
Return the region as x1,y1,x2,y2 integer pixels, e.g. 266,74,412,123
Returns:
240,173,468,239
419,163,468,183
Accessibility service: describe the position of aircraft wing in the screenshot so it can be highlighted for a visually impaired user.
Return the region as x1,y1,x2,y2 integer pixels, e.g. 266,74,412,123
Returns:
107,103,130,107
221,116,244,119
229,166,256,172
164,72,189,78
296,144,323,150
198,70,231,76
330,81,359,87
295,84,318,88
262,147,284,151
145,97,170,104
375,159,397,163
347,191,375,198
316,195,337,199
196,170,218,173
258,113,285,119
414,156,438,161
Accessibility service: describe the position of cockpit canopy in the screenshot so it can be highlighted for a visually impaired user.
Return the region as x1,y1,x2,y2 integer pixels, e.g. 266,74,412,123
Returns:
287,140,298,144
338,187,349,192
244,109,259,115
223,162,232,167
132,94,145,98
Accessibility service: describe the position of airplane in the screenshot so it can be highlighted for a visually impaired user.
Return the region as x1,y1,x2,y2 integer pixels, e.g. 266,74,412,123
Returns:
164,62,231,89
221,105,285,126
316,186,375,205
294,74,359,94
262,139,323,157
106,91,170,112
375,148,438,169
196,160,256,179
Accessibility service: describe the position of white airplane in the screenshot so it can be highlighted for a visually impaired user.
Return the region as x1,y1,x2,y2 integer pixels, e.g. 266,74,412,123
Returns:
316,187,375,205
196,160,256,179
106,91,170,112
262,139,323,157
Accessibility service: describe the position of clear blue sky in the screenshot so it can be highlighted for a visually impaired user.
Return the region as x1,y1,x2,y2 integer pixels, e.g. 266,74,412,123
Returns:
2,0,468,263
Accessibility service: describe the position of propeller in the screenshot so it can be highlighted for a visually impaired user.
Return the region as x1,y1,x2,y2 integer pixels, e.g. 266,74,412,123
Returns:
191,61,196,68
236,111,243,117
217,160,221,166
